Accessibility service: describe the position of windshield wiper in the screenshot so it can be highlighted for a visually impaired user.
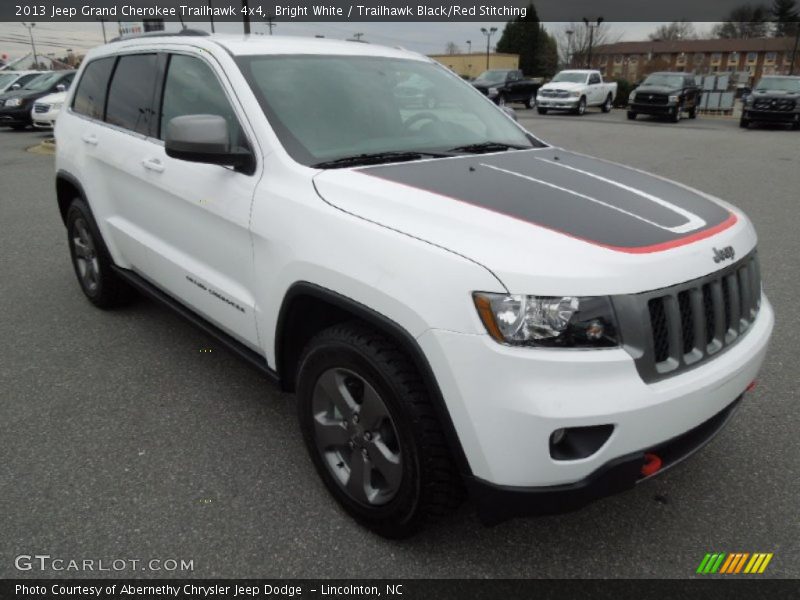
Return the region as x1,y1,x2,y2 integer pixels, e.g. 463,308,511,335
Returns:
312,150,450,169
448,141,529,154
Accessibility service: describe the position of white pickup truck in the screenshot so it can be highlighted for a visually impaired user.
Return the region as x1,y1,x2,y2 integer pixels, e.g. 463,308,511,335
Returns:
536,69,617,115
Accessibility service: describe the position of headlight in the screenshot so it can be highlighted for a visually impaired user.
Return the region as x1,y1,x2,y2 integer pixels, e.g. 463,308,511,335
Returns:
628,91,636,102
668,95,680,103
487,87,499,97
51,102,63,111
569,91,581,98
473,293,619,348
6,98,24,107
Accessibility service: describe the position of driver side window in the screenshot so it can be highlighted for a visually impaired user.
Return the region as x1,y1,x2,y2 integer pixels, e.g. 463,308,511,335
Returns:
159,54,244,147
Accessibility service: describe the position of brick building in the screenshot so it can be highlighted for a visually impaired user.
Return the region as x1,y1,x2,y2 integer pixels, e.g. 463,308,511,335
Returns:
588,37,799,84
428,53,519,79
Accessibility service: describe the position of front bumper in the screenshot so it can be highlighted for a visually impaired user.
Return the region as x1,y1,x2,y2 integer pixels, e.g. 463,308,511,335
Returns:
630,102,678,116
32,108,59,129
743,109,800,123
536,97,579,109
0,106,32,125
417,294,773,500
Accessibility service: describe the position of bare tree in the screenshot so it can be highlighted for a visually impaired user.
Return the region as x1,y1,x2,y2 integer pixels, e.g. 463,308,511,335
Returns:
555,22,620,68
713,4,772,38
649,21,697,40
444,41,461,55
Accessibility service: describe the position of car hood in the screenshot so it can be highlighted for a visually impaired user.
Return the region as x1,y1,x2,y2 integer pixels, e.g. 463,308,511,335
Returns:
539,81,586,92
35,91,67,104
635,85,680,95
0,88,46,102
751,89,800,98
313,148,755,295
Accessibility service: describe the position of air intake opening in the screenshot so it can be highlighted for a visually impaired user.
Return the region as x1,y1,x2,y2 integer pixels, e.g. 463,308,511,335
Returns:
549,425,614,461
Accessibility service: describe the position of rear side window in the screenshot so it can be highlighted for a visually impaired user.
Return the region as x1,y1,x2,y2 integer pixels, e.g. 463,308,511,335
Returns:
105,54,158,135
159,54,243,146
74,60,115,119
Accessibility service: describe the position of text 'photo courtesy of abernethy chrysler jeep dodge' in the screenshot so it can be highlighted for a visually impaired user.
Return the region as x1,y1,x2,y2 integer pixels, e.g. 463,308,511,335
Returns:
54,32,773,538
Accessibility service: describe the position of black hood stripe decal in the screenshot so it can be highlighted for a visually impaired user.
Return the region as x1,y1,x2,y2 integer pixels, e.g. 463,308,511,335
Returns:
360,149,734,253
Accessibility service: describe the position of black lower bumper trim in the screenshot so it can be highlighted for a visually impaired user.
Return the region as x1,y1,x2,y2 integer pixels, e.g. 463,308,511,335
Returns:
469,396,742,525
631,104,675,115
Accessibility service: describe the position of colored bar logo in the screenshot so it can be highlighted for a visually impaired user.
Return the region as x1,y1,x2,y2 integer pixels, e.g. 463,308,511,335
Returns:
696,553,773,574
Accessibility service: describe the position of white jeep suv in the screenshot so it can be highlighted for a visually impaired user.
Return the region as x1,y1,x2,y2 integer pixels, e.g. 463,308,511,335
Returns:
55,32,774,537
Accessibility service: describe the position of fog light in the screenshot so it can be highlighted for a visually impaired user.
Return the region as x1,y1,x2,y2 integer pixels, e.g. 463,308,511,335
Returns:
550,428,566,445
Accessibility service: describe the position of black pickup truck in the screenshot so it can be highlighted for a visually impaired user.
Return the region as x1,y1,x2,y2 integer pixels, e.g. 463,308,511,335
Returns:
471,69,540,108
740,75,800,129
627,72,701,123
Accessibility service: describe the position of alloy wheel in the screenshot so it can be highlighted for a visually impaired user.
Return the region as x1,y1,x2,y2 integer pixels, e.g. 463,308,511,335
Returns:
311,367,402,506
71,218,100,294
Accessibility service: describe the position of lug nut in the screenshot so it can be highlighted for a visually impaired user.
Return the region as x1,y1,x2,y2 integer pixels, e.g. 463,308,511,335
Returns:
352,413,359,424
361,448,369,460
348,440,355,449
364,432,372,441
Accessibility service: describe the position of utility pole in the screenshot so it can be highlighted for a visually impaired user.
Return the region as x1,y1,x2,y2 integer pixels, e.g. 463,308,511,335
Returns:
480,27,497,70
21,23,38,69
353,32,364,41
241,0,251,34
265,15,276,35
208,0,215,33
99,19,107,43
582,17,604,69
565,29,574,68
790,26,800,75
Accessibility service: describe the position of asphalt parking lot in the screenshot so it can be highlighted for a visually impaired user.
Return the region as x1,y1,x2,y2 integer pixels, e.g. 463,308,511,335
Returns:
1,108,798,579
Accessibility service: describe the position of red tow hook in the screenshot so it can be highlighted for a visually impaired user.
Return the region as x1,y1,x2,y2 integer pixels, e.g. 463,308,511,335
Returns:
746,380,757,392
641,453,662,477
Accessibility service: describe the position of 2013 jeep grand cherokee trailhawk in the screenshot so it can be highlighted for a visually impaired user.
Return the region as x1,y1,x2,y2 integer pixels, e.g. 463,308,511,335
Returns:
55,32,774,538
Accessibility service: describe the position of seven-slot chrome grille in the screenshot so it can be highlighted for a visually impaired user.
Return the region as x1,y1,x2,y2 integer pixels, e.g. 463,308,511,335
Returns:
612,251,761,383
634,92,669,105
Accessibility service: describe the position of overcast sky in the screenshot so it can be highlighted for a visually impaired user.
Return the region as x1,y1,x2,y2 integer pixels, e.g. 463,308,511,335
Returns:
0,21,697,60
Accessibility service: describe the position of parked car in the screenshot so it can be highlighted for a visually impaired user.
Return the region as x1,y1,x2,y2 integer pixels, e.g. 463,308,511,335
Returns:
0,70,75,129
56,34,772,537
627,72,701,122
740,75,800,129
470,69,540,108
536,69,617,115
0,70,47,93
31,90,67,129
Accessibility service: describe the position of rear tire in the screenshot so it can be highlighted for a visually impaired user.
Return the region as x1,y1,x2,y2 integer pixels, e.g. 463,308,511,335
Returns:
739,117,750,129
601,94,613,113
10,123,27,130
66,198,136,309
524,93,536,109
689,106,697,119
537,107,548,115
296,322,463,538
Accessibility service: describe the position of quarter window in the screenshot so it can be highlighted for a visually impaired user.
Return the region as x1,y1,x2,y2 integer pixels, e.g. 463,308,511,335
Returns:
159,54,243,146
105,54,159,135
72,57,116,120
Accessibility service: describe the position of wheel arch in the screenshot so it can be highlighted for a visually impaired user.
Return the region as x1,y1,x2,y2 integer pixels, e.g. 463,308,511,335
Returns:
275,281,473,477
55,169,87,226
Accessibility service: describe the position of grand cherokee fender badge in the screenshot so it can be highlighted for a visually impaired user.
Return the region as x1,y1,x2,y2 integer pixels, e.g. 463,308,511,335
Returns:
713,246,735,263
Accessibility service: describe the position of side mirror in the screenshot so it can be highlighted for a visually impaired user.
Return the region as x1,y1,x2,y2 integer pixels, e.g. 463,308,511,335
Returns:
10,83,21,90
501,106,518,121
56,84,66,92
165,114,254,172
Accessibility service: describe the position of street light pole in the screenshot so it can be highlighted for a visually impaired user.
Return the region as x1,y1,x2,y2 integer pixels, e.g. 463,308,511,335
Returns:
480,27,497,70
565,29,574,68
466,40,472,54
21,22,38,69
582,17,604,69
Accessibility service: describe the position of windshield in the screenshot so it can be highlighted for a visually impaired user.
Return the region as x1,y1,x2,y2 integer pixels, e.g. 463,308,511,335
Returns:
23,72,60,91
642,74,685,88
474,70,508,84
755,77,800,93
551,72,588,84
237,55,541,167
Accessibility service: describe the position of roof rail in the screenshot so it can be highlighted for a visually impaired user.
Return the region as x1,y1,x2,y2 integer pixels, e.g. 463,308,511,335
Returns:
109,29,210,43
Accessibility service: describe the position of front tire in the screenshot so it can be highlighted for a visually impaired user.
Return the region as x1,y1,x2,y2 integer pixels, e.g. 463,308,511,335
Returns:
671,104,682,123
537,107,548,115
496,94,506,107
627,111,637,120
575,96,587,115
66,198,135,309
296,322,463,538
739,117,750,129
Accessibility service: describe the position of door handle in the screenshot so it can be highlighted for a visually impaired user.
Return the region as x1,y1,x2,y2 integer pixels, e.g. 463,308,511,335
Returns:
81,133,98,145
141,158,165,173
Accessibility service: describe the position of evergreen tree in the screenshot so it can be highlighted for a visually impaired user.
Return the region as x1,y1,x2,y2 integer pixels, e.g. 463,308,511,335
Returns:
495,3,557,76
